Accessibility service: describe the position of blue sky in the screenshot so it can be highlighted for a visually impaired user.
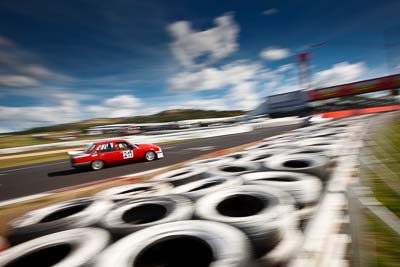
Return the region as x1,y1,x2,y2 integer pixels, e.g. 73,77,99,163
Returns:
0,0,399,132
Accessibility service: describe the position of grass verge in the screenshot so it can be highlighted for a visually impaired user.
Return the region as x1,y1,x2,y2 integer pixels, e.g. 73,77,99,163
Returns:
362,212,400,267
359,113,400,266
0,152,69,169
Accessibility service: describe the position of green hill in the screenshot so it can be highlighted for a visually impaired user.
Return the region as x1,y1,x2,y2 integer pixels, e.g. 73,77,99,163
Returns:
20,109,245,134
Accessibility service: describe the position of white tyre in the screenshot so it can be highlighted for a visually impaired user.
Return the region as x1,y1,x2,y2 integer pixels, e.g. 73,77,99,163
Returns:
94,220,252,267
0,228,110,267
237,149,287,164
172,176,243,200
209,162,263,177
150,166,210,186
100,195,193,238
278,146,335,159
195,185,296,258
185,156,234,168
263,153,330,180
95,182,173,202
241,171,322,205
8,198,112,245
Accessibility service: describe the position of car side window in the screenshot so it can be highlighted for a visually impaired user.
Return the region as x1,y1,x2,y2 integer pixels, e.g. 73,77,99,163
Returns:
98,143,115,153
117,142,133,151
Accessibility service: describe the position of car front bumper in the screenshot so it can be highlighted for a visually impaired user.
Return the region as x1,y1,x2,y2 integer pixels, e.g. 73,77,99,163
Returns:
156,151,164,159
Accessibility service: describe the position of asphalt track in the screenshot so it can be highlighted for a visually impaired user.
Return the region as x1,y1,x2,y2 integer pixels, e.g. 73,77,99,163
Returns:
0,124,299,201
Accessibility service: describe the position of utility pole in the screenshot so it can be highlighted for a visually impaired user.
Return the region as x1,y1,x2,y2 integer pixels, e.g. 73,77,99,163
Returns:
296,42,325,91
297,52,312,90
384,26,400,96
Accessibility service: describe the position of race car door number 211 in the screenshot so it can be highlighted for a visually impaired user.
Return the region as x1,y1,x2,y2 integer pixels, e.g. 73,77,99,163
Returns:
123,150,134,159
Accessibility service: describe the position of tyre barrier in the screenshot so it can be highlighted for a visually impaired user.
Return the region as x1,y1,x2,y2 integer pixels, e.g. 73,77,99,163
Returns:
185,156,234,168
94,220,252,267
7,197,112,245
209,162,263,177
195,185,296,258
220,151,250,161
278,146,335,159
0,119,353,265
262,133,301,142
238,149,287,164
241,171,322,206
308,128,346,139
263,153,330,180
0,228,110,267
100,195,193,239
150,166,211,186
172,176,243,200
95,182,173,202
296,204,318,222
244,142,298,151
263,139,304,146
258,222,303,266
295,139,339,155
297,136,338,146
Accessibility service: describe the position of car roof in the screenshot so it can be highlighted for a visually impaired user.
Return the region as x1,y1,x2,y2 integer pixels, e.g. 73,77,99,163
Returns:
94,139,128,145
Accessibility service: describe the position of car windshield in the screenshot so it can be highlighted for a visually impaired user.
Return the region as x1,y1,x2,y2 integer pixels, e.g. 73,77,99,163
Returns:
84,143,96,153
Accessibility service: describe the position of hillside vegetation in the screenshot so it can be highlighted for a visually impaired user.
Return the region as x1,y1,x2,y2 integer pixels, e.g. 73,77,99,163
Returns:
18,109,245,134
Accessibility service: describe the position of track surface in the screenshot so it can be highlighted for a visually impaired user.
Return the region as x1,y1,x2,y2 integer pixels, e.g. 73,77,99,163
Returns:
0,124,298,201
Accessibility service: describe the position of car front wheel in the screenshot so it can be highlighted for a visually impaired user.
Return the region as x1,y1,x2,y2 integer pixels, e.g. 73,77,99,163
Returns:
91,160,104,170
145,151,156,161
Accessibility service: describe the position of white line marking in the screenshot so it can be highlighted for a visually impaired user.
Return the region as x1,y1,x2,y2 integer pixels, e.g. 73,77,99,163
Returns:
0,161,68,174
0,193,50,207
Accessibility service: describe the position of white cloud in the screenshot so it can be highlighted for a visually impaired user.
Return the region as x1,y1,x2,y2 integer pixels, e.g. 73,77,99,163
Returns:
262,8,279,16
168,61,262,91
0,93,145,131
168,13,239,67
313,61,366,87
0,75,39,87
104,94,143,109
227,81,260,110
260,47,291,61
169,60,265,111
86,95,143,118
276,63,294,73
0,36,72,88
17,65,53,79
0,99,82,132
0,36,14,47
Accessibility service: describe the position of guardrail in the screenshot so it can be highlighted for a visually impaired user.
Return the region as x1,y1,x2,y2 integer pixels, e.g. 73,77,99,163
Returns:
0,125,252,155
0,117,304,155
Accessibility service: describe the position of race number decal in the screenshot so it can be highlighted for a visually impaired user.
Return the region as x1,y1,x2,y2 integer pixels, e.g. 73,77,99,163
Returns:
123,150,134,159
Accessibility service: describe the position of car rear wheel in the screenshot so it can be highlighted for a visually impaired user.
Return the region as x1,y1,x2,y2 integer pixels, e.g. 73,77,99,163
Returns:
91,160,104,170
145,151,156,161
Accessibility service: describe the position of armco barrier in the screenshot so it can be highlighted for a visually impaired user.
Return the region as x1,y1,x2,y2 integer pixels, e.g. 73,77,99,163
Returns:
0,117,305,155
317,105,400,119
0,125,253,155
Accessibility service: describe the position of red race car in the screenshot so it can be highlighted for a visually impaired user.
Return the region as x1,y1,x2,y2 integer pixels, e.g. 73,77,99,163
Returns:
68,139,164,170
